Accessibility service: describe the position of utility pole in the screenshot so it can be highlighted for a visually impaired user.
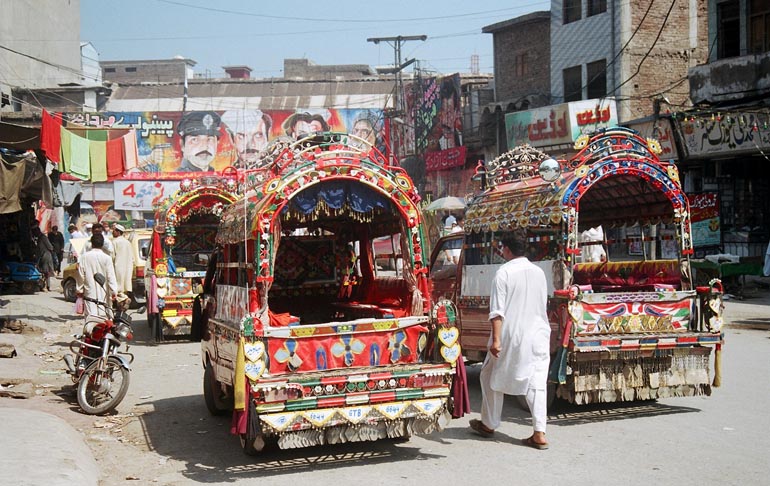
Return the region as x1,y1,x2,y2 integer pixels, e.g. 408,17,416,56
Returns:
367,35,427,163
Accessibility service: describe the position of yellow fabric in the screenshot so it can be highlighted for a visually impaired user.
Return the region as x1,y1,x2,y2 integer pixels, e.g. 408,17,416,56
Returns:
234,337,246,411
89,140,108,182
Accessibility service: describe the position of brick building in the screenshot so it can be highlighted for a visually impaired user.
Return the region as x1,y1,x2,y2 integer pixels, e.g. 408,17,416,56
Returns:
481,12,551,157
481,1,709,156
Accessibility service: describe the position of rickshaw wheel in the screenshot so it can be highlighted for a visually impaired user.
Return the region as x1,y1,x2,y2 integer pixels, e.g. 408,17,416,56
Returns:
203,362,230,415
152,314,164,342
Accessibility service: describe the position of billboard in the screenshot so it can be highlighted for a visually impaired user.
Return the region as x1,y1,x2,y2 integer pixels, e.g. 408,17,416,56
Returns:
67,108,387,177
404,73,465,171
688,192,720,248
505,98,618,148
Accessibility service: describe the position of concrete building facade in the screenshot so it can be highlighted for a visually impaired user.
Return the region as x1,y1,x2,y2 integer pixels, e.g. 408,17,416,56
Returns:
101,58,196,85
550,0,708,122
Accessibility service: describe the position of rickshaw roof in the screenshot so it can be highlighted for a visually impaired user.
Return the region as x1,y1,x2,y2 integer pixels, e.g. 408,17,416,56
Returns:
464,127,688,233
155,176,241,223
217,133,422,244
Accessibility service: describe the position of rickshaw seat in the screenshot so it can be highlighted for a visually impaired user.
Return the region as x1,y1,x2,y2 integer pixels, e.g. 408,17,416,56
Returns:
573,260,681,290
333,277,412,319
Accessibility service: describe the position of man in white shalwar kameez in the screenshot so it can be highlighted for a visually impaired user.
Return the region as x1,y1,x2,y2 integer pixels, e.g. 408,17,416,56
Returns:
469,230,551,449
77,233,118,321
111,224,135,295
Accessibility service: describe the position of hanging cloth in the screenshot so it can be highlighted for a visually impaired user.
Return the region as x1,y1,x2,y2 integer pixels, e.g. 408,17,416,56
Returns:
124,130,139,171
89,139,108,182
59,126,72,173
40,110,62,163
106,136,125,180
0,152,24,214
69,132,91,180
150,229,164,269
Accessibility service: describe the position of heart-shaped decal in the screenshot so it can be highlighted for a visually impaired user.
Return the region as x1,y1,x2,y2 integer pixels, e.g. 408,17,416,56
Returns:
156,277,167,288
244,342,265,362
156,287,168,298
708,297,722,314
438,327,459,347
440,343,461,363
244,360,265,381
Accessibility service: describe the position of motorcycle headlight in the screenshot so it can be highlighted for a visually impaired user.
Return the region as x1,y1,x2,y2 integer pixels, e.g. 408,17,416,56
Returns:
116,323,133,340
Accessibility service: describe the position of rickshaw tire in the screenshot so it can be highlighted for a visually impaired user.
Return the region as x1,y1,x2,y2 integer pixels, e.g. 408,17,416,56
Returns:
203,362,228,416
22,281,37,294
152,315,164,343
190,296,203,342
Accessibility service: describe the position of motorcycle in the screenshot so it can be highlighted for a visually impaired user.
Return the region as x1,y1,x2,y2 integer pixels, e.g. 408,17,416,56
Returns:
62,273,145,415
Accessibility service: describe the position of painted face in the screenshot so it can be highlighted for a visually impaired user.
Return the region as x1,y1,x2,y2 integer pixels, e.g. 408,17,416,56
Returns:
182,134,218,169
291,120,312,139
352,120,376,145
233,119,268,165
308,120,325,132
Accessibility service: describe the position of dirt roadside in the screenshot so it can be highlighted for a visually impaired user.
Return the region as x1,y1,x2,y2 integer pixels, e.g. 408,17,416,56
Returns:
0,288,176,485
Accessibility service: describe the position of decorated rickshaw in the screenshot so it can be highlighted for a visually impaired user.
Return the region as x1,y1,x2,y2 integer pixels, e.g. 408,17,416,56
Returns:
434,127,724,407
145,174,241,341
197,132,460,453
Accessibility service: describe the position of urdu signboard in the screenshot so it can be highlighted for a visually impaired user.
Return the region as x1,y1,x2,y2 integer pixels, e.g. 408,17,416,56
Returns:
505,98,618,149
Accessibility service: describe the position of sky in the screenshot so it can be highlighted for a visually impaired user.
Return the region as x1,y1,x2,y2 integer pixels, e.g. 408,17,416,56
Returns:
81,0,549,78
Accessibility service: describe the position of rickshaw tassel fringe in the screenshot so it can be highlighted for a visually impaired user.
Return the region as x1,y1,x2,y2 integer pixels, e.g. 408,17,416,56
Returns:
712,344,722,387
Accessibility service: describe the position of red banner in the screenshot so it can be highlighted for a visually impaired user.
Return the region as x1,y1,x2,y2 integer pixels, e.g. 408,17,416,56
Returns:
425,146,467,171
688,192,719,222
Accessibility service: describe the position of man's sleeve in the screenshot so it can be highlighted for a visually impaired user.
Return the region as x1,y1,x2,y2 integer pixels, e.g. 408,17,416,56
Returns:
488,270,506,321
77,260,85,294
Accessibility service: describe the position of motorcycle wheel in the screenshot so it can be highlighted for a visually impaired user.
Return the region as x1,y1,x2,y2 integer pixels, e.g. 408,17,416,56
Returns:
77,356,130,415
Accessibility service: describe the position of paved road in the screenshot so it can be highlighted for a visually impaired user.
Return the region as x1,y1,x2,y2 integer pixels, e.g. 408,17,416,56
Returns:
1,284,769,485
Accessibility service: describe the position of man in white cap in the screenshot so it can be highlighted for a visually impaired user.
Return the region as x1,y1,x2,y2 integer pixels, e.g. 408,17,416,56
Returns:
221,110,273,169
111,223,135,297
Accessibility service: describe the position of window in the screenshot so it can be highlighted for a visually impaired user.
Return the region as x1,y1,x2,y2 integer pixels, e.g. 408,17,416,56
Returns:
749,0,770,54
586,59,607,99
718,0,741,59
563,65,582,102
514,53,528,78
125,67,137,72
564,0,582,24
104,67,116,73
587,0,606,17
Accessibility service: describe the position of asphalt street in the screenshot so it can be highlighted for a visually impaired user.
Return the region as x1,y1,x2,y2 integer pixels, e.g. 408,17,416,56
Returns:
1,278,768,486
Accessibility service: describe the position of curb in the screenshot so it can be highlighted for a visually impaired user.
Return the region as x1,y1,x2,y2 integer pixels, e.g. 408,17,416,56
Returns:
0,408,99,486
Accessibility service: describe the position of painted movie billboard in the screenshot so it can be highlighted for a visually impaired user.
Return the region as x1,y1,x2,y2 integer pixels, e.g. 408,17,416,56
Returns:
68,108,387,176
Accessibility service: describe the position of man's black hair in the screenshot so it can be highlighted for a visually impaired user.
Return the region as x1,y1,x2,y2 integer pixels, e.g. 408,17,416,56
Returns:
500,229,527,256
91,233,105,249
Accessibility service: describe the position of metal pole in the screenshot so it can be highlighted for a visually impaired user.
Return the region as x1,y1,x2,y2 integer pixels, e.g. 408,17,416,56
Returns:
367,35,427,162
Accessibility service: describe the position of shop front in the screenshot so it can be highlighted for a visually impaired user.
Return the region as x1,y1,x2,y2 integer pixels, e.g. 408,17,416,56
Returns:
673,112,770,258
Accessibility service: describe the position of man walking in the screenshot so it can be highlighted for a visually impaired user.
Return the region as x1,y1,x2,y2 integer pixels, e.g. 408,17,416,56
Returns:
469,229,551,449
111,224,135,297
48,225,65,275
77,233,117,318
84,223,113,257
